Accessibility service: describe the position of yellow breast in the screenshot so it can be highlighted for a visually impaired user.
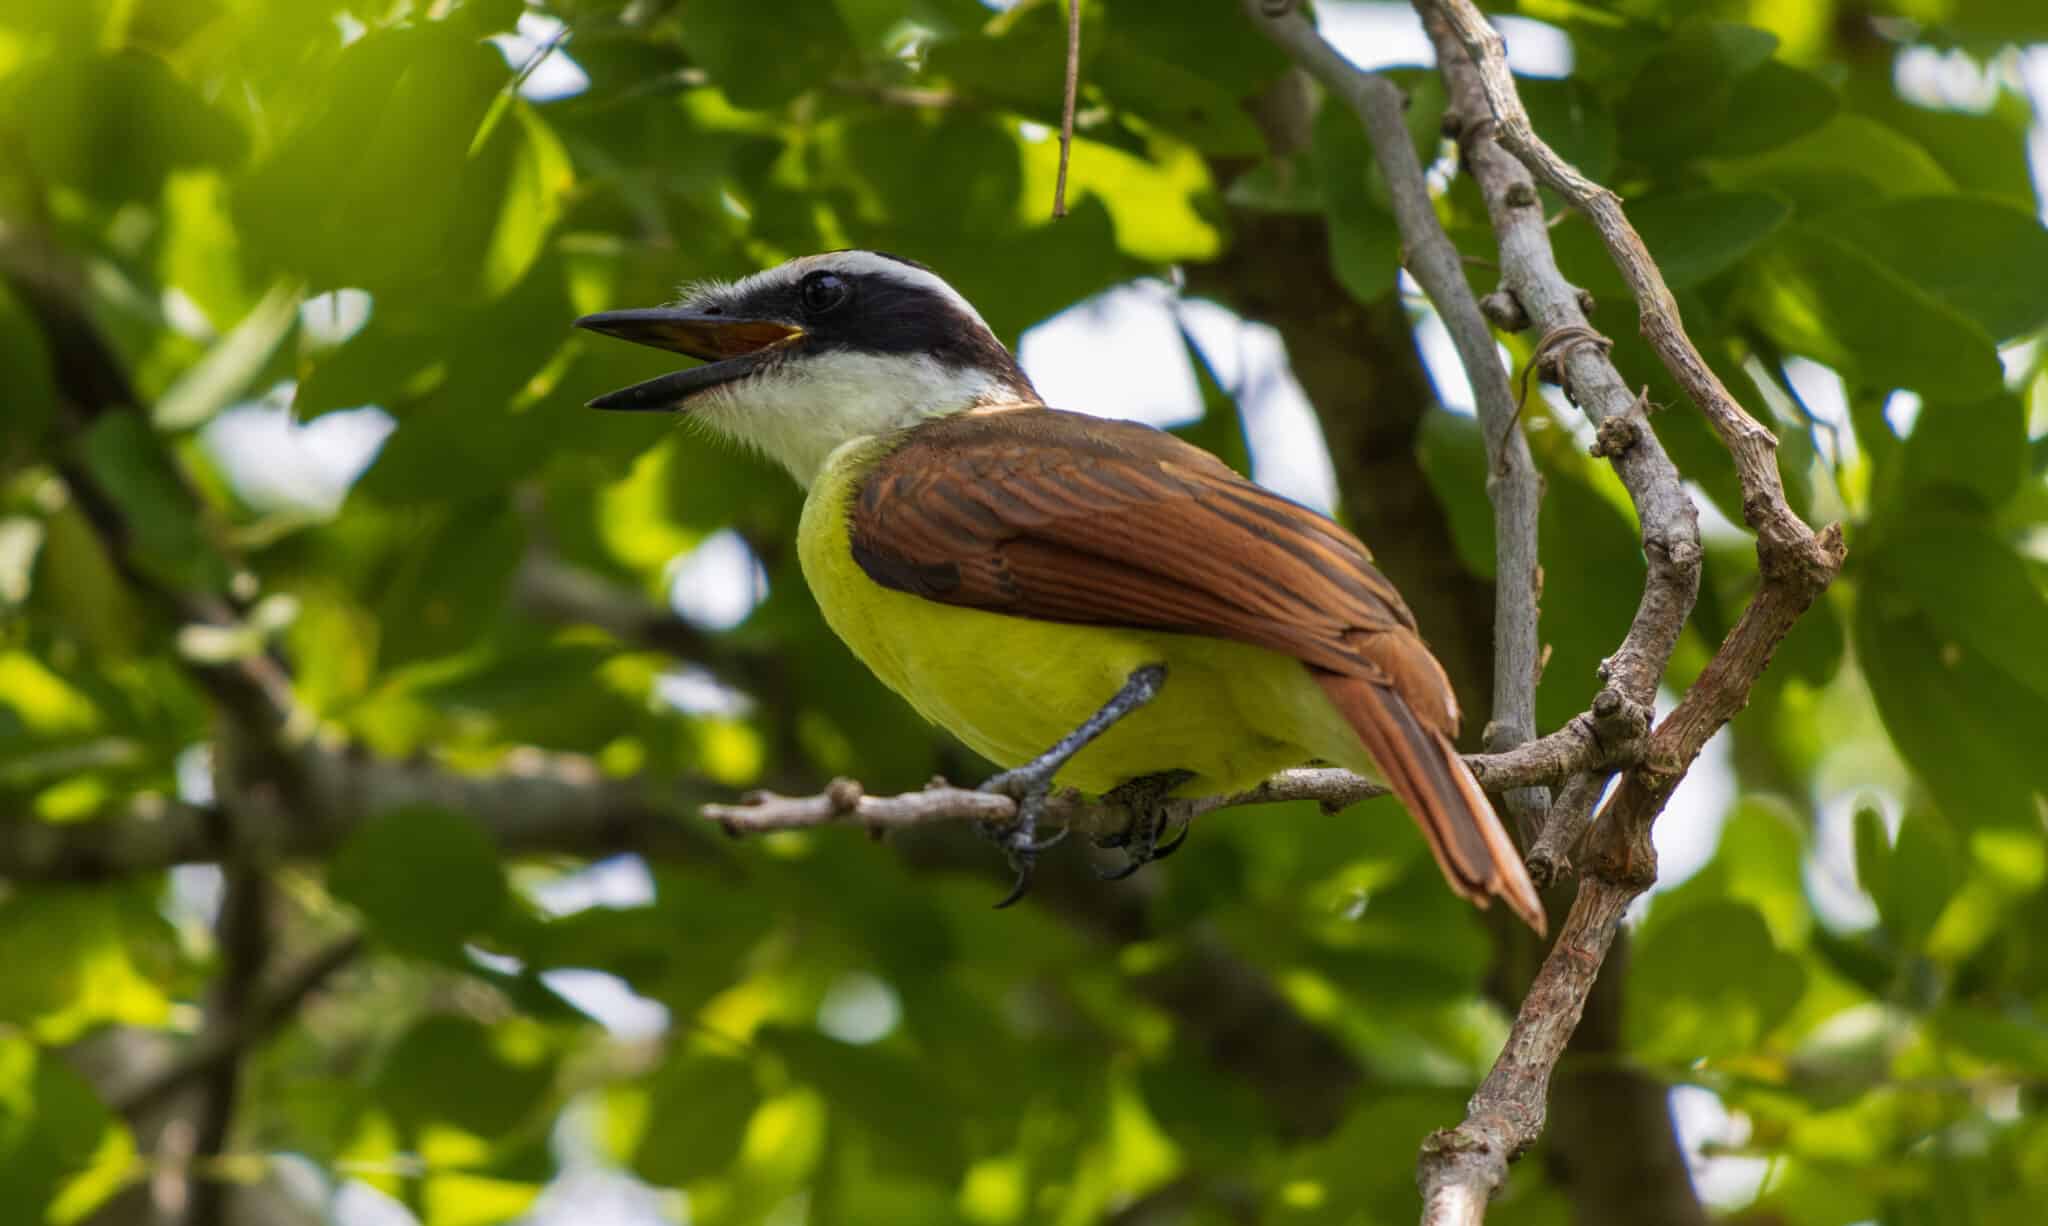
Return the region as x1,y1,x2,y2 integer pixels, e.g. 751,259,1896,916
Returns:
796,438,1364,796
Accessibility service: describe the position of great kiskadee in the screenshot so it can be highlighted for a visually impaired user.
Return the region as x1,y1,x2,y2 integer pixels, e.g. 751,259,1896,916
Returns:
576,250,1545,932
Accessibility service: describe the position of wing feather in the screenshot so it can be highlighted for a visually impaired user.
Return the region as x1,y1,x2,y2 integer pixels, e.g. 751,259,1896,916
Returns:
846,407,1544,931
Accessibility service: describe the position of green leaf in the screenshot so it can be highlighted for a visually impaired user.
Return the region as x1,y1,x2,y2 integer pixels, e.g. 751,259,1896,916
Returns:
1856,574,2048,831
1312,99,1399,304
234,23,513,299
632,1055,758,1186
759,1027,966,1179
1822,196,2048,341
1712,114,1956,211
1104,0,1289,96
1168,324,1252,477
1902,393,2028,511
0,888,171,1041
1521,77,1617,186
1716,60,1841,158
1874,508,2048,707
0,1036,126,1218
1885,812,1960,949
1852,803,1891,917
1415,409,1496,580
152,281,301,431
1556,190,1789,294
329,806,510,956
5,49,245,204
375,1015,553,1139
680,0,856,109
1619,24,1832,163
1092,37,1266,156
74,413,228,592
1628,900,1805,1062
926,0,1099,121
1742,227,2004,401
0,281,57,465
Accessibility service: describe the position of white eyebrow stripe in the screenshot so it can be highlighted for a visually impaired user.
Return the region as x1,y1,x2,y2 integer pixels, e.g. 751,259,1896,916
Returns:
683,251,992,332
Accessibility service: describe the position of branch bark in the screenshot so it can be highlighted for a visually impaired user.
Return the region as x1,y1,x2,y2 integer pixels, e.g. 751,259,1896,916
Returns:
700,702,1630,838
1236,0,1549,841
1397,4,1848,1223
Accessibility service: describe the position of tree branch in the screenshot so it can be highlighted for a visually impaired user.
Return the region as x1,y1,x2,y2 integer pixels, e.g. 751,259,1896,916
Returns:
0,741,724,883
1395,4,1848,1223
1237,0,1548,842
700,699,1637,839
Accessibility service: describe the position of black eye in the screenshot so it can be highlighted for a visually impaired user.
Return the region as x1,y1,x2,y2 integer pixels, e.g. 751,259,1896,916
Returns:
800,271,850,316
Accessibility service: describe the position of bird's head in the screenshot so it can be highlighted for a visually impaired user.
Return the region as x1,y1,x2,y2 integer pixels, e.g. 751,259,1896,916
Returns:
575,250,1039,484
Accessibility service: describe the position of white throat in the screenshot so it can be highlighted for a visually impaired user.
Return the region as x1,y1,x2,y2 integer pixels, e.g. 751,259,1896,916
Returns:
691,350,1024,486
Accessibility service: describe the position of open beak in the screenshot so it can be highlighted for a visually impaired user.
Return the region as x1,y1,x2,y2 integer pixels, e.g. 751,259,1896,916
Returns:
573,308,803,411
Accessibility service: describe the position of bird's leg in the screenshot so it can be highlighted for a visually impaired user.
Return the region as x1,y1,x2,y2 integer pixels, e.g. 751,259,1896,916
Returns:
979,663,1168,908
1093,769,1197,880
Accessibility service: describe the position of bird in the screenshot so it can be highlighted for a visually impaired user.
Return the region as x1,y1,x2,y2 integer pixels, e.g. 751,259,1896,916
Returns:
575,250,1545,932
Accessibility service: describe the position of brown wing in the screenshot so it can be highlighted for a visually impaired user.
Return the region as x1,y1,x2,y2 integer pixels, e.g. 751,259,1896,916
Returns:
848,408,1545,932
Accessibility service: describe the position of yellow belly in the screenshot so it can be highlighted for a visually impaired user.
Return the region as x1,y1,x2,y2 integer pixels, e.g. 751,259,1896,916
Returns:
797,439,1369,796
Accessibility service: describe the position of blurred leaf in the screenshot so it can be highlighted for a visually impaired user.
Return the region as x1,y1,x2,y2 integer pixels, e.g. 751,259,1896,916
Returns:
1092,37,1265,156
1822,196,2048,342
1857,572,2048,831
1902,393,2028,511
0,281,57,464
926,0,1100,120
329,806,510,957
1415,409,1495,580
1629,900,1804,1062
235,23,513,299
1885,811,1962,950
1619,24,1832,163
1104,0,1288,96
1742,227,2003,401
1874,508,2048,707
680,0,855,109
5,49,245,203
0,1036,126,1218
152,280,301,430
1712,114,1955,210
1534,460,1643,730
0,888,171,1041
1557,190,1789,293
376,1015,553,1140
1168,323,1252,478
1311,99,1398,304
1853,804,1891,918
74,413,228,591
759,1027,966,1179
632,1054,758,1186
1521,77,1616,186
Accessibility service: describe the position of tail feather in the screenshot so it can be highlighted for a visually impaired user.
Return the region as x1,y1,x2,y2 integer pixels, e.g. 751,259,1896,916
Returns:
1315,672,1547,934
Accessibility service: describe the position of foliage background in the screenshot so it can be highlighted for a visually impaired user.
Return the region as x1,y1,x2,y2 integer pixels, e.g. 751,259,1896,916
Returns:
4,1,2048,1223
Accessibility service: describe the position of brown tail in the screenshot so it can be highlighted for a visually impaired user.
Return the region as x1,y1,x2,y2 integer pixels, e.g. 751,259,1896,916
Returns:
1316,673,1547,934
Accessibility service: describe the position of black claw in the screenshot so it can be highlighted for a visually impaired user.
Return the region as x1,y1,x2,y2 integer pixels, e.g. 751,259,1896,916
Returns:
1151,822,1191,860
1017,826,1069,854
1095,859,1145,881
993,864,1033,909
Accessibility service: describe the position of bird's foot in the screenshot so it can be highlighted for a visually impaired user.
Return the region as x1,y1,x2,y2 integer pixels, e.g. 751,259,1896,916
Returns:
975,663,1169,908
1093,769,1196,880
977,766,1070,909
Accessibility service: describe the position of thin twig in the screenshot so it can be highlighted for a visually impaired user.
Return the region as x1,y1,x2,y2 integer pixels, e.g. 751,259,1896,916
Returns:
704,702,1638,840
1052,0,1081,218
1237,0,1551,843
1401,4,1847,1223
